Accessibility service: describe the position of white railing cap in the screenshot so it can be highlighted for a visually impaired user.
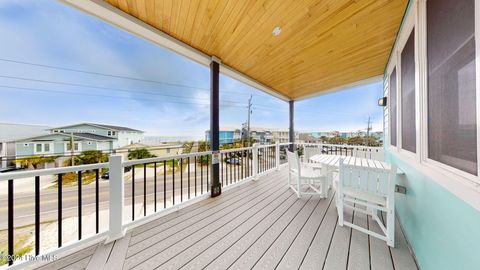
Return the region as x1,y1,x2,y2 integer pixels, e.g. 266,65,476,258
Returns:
0,162,109,182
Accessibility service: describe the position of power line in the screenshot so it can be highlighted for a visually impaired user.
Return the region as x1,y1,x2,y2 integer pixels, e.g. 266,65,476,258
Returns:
0,75,289,110
0,57,255,96
0,74,244,104
0,85,245,108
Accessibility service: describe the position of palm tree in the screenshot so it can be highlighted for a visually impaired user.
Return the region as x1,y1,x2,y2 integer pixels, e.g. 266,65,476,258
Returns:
15,156,57,170
128,148,156,160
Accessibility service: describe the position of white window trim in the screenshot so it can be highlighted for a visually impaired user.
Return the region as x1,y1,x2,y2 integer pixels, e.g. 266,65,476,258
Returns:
64,141,82,153
386,60,398,152
33,142,54,155
387,0,480,196
394,4,419,160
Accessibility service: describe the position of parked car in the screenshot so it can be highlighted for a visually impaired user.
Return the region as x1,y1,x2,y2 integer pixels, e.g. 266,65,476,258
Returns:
101,171,109,179
226,158,241,165
101,166,132,180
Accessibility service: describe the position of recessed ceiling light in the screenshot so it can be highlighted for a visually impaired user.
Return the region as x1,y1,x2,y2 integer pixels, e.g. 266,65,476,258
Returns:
272,26,282,36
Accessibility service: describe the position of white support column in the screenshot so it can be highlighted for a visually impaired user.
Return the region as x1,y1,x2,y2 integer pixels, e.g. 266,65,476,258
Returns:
252,143,259,180
275,142,280,170
106,154,126,243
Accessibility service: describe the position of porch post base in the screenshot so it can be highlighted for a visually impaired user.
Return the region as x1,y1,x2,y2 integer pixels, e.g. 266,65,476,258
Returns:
211,183,222,197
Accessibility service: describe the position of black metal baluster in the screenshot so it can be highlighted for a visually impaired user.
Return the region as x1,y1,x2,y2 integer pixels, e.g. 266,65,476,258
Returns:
234,153,237,182
132,166,135,221
58,174,62,247
241,151,244,180
194,156,197,196
154,162,157,212
220,153,223,186
229,154,232,184
269,147,271,170
35,176,40,256
247,150,250,177
267,147,269,170
206,155,209,191
143,163,147,216
201,156,203,194
8,179,14,266
172,159,175,205
261,149,263,173
95,169,99,234
164,160,166,208
78,171,82,240
262,148,268,172
187,157,191,199
267,147,270,170
180,158,183,202
262,148,264,172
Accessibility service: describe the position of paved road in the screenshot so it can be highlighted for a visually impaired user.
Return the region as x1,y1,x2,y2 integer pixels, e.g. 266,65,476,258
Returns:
0,157,275,229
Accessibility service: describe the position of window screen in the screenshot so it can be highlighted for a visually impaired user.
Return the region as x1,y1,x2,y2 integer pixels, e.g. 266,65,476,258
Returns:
401,30,416,153
427,0,477,175
390,68,397,146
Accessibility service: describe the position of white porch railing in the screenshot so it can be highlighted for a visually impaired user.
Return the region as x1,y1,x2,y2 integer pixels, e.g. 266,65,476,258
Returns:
0,143,289,268
297,143,384,162
0,141,380,268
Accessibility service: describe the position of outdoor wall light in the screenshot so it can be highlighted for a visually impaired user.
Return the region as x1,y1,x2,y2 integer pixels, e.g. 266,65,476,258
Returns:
378,97,387,107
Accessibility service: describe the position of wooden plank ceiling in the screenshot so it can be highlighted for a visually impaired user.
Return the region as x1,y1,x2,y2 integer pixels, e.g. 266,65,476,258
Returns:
104,0,408,100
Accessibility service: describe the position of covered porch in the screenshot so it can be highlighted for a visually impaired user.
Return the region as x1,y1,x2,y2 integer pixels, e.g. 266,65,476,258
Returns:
31,167,417,270
2,0,479,269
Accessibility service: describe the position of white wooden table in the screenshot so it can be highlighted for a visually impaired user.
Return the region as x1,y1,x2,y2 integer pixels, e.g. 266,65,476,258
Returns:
309,154,391,170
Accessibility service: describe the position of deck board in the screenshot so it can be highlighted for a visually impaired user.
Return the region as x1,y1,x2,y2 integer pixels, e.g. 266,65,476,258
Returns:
126,175,280,260
36,244,97,270
347,206,370,270
322,204,354,270
369,215,394,270
139,180,290,269
298,196,338,270
34,168,418,270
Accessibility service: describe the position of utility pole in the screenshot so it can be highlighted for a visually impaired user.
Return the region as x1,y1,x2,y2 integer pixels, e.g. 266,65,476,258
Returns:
365,116,371,146
246,94,252,147
70,132,75,166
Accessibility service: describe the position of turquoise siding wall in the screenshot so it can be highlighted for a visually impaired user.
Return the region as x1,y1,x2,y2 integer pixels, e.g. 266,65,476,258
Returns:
54,142,64,154
385,151,480,270
81,141,96,151
15,143,33,156
97,141,112,151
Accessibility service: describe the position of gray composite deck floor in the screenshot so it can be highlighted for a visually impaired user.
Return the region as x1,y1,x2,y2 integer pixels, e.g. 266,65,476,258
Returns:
35,168,418,270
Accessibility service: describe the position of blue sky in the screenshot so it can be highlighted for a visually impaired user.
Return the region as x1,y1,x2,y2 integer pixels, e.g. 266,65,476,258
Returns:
0,0,384,139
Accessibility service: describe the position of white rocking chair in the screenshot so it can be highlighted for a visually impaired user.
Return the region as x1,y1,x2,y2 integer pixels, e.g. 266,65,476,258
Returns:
287,150,328,198
337,158,397,247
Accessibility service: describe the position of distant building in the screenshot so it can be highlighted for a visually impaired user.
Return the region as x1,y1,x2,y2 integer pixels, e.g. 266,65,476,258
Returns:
206,127,292,145
205,129,242,145
12,123,144,168
50,123,144,148
116,142,183,160
0,123,51,170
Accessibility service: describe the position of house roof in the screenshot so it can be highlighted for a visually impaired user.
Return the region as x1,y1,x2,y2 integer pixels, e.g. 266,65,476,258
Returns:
64,0,408,100
71,133,114,141
116,142,183,150
0,123,50,142
50,123,143,132
17,132,113,142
